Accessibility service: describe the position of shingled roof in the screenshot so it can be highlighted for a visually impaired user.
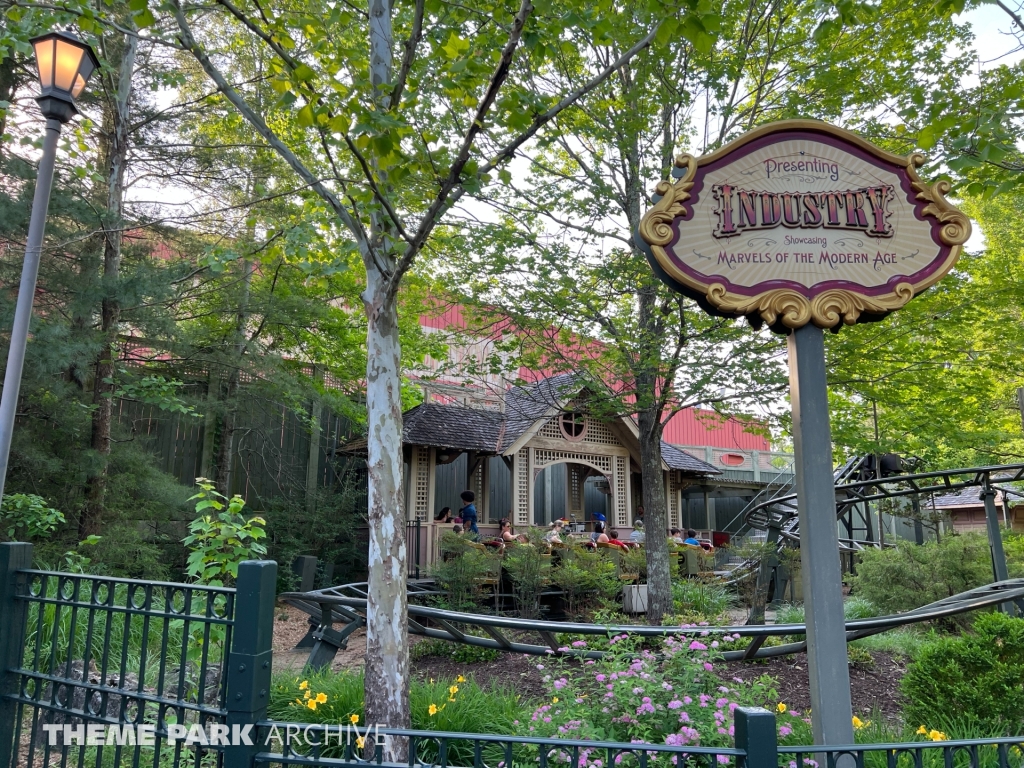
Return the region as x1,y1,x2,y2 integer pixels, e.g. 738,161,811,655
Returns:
338,375,720,476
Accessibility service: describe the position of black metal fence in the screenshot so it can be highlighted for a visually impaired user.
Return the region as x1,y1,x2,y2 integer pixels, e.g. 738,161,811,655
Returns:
2,541,1023,768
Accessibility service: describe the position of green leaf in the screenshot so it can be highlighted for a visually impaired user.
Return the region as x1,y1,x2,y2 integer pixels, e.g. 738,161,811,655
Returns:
292,64,316,82
297,104,315,128
133,8,157,28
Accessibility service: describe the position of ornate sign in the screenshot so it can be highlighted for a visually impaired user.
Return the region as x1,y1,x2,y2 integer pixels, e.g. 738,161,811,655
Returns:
638,120,970,330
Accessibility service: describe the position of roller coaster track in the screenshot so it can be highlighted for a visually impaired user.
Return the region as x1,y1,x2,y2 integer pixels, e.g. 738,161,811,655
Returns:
744,461,1024,544
283,461,1024,670
282,578,1024,670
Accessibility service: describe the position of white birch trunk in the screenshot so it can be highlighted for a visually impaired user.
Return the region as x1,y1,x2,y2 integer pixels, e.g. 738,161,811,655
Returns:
362,267,410,754
363,0,411,752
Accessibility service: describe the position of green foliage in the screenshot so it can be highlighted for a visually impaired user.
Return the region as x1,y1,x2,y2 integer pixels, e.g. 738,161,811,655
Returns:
0,493,64,540
410,638,501,664
618,546,648,581
551,547,619,619
269,671,520,761
503,536,547,619
901,613,1024,734
672,579,737,620
182,479,267,586
850,628,936,658
849,535,993,621
428,532,497,611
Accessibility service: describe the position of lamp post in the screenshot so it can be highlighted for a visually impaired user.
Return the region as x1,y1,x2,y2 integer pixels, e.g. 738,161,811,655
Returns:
0,31,98,500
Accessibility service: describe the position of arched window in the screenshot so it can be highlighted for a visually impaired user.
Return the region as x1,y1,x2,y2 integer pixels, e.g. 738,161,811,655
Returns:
559,412,587,441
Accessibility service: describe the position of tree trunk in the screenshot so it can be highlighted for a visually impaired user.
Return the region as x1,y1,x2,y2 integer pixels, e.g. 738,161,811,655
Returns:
361,268,410,753
80,32,138,539
363,0,411,752
214,257,254,497
636,368,672,623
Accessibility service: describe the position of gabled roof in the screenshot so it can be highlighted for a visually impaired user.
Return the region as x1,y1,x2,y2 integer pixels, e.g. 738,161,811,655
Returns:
930,483,1022,510
338,374,720,476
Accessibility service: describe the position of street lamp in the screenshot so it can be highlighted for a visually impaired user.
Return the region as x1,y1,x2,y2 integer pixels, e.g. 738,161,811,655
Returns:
0,31,98,501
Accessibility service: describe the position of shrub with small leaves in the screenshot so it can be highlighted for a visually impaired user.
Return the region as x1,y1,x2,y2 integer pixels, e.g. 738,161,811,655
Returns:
182,478,267,586
901,612,1024,734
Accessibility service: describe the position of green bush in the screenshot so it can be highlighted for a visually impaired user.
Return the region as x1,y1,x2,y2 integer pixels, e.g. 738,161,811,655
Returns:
503,538,545,618
410,638,501,663
0,493,64,540
850,535,992,620
552,546,619,619
901,613,1024,734
672,579,737,620
428,532,497,611
182,479,268,586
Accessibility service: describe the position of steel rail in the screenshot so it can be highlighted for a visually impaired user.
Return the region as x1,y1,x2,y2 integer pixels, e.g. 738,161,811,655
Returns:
282,578,1024,667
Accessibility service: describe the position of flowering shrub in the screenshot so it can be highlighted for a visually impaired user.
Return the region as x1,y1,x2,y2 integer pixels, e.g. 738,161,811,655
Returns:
518,626,779,761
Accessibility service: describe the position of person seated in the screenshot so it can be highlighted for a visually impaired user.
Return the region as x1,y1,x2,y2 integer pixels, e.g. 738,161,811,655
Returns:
669,528,685,545
683,528,714,552
499,518,527,544
592,521,611,545
434,506,453,524
629,519,646,544
606,529,630,549
544,519,566,546
452,524,463,535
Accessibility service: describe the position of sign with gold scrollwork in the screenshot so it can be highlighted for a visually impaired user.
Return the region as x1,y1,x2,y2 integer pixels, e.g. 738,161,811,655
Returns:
638,120,970,330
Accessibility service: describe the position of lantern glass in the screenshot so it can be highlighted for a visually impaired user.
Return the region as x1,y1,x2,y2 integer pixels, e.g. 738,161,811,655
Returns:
33,37,54,89
72,74,87,99
53,38,85,92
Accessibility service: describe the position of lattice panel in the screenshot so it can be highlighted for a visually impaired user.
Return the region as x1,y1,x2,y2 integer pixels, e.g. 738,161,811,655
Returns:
614,455,629,527
668,476,680,529
536,415,620,445
535,449,611,473
514,450,531,526
568,464,583,514
581,419,617,445
471,457,486,521
412,446,431,521
538,419,564,440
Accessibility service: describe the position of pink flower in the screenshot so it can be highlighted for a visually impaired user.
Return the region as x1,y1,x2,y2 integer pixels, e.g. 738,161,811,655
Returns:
679,712,690,723
572,640,587,648
689,641,708,651
704,662,714,671
716,698,729,708
717,757,730,765
779,726,792,737
683,696,692,705
668,700,684,710
596,674,606,682
554,678,568,690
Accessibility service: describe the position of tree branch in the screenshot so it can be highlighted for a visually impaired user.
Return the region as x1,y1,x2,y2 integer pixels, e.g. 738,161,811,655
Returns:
169,0,370,262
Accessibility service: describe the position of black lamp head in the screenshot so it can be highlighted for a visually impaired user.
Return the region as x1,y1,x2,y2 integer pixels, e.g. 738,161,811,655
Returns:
30,30,100,123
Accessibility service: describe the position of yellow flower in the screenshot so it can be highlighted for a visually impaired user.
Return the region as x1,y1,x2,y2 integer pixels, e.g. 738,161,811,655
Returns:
316,693,327,704
429,704,438,716
448,697,456,702
852,716,864,729
552,697,559,704
356,737,365,749
307,699,317,711
776,703,787,714
299,680,309,691
917,726,927,735
929,730,947,742
303,690,311,700
350,714,359,724
449,685,459,695
456,675,466,683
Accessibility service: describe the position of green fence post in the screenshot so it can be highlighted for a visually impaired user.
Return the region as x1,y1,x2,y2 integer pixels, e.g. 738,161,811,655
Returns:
734,707,777,768
0,542,32,768
224,560,277,768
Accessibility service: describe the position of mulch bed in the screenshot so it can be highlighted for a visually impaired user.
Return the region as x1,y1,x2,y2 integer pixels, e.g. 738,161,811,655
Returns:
723,652,908,721
411,653,552,701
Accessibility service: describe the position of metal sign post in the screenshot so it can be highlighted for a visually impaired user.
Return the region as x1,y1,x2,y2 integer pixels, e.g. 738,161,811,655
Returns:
788,324,854,744
638,119,970,746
